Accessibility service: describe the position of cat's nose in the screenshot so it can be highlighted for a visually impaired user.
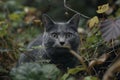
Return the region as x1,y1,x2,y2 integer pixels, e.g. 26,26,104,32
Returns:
60,42,65,45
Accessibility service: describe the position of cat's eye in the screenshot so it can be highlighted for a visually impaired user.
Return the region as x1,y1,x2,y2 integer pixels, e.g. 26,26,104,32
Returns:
66,33,73,38
51,33,58,38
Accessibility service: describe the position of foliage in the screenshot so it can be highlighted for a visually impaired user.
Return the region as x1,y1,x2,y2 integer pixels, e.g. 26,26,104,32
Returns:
0,23,8,37
84,76,99,80
0,0,120,80
0,0,42,79
100,18,120,41
61,66,85,80
10,63,61,80
96,3,109,14
88,16,99,28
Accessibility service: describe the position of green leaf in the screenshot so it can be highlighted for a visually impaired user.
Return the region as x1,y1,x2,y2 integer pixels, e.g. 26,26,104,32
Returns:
66,77,76,80
68,66,85,75
11,63,60,80
61,73,69,80
41,64,61,79
0,13,6,20
0,24,8,37
84,76,99,80
61,66,85,80
8,12,25,21
86,35,98,45
31,45,45,50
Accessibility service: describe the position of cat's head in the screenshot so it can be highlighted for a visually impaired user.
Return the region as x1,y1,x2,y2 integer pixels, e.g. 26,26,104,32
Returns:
42,14,80,51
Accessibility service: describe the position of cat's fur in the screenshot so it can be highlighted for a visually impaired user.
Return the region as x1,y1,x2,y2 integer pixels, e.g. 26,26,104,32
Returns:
18,14,80,70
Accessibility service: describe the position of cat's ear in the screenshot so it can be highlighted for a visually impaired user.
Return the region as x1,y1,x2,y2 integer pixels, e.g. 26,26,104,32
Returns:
42,14,54,31
67,14,80,29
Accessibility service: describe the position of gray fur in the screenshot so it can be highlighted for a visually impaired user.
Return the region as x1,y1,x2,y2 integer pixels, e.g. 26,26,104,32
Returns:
18,14,80,70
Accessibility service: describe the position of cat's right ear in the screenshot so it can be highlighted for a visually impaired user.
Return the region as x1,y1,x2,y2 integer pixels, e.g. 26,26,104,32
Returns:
42,14,54,31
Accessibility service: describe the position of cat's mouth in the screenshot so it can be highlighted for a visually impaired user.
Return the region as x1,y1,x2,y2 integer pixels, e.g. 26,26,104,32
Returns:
53,43,71,49
55,47,69,50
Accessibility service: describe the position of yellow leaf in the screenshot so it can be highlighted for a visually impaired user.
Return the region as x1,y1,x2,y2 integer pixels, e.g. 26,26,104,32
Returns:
33,20,41,23
0,21,5,25
9,13,21,21
96,3,109,13
88,16,99,28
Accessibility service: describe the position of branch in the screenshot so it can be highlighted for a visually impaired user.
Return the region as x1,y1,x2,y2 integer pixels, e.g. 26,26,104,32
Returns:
70,50,90,74
64,0,90,19
103,55,120,80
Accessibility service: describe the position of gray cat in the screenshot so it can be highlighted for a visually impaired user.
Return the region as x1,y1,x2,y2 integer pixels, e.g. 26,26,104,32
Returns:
18,14,80,70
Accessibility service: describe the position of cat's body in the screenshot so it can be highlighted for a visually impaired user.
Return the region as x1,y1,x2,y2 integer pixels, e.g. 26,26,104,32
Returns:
18,14,80,70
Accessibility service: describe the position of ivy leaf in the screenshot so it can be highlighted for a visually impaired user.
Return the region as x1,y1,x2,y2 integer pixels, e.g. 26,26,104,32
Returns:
88,16,99,28
11,63,60,80
100,18,120,42
96,3,109,13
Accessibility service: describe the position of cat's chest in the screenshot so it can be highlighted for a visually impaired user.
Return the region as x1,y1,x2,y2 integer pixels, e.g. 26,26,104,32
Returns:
44,47,78,70
47,48,75,63
48,47,72,57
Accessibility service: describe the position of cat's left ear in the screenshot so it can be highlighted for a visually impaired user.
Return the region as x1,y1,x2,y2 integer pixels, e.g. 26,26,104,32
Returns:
42,14,55,32
67,13,80,29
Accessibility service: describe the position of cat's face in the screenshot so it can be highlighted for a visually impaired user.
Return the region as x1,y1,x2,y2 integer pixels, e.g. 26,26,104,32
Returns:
42,14,80,51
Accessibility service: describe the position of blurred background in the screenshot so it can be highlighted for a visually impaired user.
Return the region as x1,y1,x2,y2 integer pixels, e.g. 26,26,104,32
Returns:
0,0,120,80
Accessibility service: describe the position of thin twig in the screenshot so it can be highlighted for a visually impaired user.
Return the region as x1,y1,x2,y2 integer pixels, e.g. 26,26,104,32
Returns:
64,0,90,19
70,50,90,74
3,4,10,21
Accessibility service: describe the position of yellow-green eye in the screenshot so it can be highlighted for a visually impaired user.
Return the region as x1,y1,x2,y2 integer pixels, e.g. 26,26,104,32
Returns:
66,33,73,38
51,33,58,38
